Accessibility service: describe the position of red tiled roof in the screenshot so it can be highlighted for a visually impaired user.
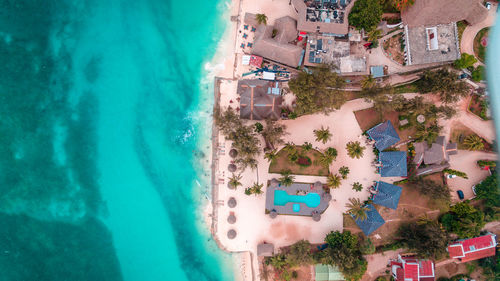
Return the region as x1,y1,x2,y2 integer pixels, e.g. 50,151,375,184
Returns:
448,244,464,258
420,277,435,281
461,247,497,262
462,235,495,252
405,263,419,280
396,268,405,281
419,260,434,277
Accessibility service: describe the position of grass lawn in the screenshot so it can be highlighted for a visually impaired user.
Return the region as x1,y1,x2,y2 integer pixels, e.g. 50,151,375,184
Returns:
268,146,329,176
473,27,489,63
456,20,467,43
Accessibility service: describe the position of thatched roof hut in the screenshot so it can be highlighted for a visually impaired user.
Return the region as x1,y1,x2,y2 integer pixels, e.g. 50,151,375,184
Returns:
257,243,275,257
229,149,238,158
228,164,237,172
227,214,236,224
228,197,237,208
227,229,237,239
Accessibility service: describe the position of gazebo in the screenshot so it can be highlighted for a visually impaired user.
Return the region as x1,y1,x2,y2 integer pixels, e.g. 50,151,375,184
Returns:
257,243,275,257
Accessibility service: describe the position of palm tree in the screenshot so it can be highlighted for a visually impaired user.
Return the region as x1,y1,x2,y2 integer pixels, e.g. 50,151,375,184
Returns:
346,141,366,159
325,147,338,159
279,170,294,187
346,198,370,221
463,135,484,151
314,126,332,144
264,150,277,162
318,153,334,167
228,173,242,189
367,29,382,42
256,13,268,25
251,182,264,195
339,166,350,179
361,75,375,89
302,142,313,152
327,174,342,189
352,182,363,192
283,142,296,154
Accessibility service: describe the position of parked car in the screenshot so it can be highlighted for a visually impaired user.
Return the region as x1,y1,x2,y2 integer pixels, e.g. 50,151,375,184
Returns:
485,2,491,10
472,185,477,196
457,190,465,200
447,174,457,179
458,73,468,80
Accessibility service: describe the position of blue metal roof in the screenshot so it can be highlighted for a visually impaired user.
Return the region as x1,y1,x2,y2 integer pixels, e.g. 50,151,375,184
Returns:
355,204,385,236
373,181,402,209
380,151,407,177
371,65,385,78
366,120,400,151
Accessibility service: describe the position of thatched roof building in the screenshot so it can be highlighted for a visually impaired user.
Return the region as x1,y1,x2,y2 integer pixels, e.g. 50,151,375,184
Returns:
401,0,488,27
257,243,275,256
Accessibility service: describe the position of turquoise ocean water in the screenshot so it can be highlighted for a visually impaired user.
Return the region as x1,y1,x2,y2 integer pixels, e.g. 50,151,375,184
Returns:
0,0,234,280
488,17,500,142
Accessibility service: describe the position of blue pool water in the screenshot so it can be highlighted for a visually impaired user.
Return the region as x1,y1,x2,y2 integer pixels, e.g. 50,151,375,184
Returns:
293,204,301,212
274,190,321,208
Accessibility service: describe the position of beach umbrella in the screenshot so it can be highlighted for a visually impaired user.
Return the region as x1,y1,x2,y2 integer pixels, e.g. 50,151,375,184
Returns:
270,179,279,188
227,229,237,239
228,164,237,172
314,181,323,190
312,212,321,222
229,149,238,158
269,210,278,218
227,214,236,224
228,197,237,208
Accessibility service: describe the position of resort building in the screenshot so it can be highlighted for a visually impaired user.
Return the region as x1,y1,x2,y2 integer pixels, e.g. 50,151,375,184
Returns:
390,255,435,281
291,0,355,36
265,179,331,221
379,151,408,177
237,79,282,120
414,136,458,176
447,233,497,263
256,243,275,257
353,204,385,236
401,0,488,66
304,35,367,74
246,14,304,67
371,181,402,210
367,120,401,151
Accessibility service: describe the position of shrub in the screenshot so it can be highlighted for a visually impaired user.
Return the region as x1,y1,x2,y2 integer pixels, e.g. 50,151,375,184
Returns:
296,156,312,167
443,169,468,179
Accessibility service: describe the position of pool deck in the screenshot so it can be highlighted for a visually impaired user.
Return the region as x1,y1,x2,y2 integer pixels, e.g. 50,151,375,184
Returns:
265,181,331,216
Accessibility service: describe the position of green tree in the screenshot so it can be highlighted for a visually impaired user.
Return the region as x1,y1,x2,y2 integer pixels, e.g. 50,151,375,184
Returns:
264,150,277,162
407,177,451,202
267,254,287,270
288,67,346,115
327,174,342,189
285,240,314,266
440,202,485,238
360,238,376,255
261,118,287,150
367,29,382,42
254,122,264,133
352,182,363,192
279,170,295,187
255,13,268,25
245,182,263,196
346,141,366,159
475,173,499,208
415,122,442,145
454,53,478,69
463,134,484,151
361,75,376,89
417,69,469,104
471,66,485,82
392,0,415,11
315,231,367,280
302,142,313,152
348,0,383,32
339,166,350,179
399,218,449,259
346,198,369,221
228,173,242,189
314,126,332,144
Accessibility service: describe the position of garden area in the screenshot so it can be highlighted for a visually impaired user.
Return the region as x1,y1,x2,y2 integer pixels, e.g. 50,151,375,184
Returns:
473,27,489,63
268,146,329,176
468,94,489,120
382,32,405,65
450,122,493,151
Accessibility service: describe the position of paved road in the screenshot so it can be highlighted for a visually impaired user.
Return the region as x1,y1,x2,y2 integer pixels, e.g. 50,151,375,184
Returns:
460,3,497,66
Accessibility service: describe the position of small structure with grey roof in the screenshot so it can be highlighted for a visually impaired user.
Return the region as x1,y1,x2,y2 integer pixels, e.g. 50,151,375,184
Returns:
354,204,385,236
372,181,402,210
414,136,458,176
247,14,304,67
367,120,400,151
291,0,356,36
315,264,345,281
265,179,331,219
257,243,275,257
379,151,407,177
370,65,385,78
238,79,282,120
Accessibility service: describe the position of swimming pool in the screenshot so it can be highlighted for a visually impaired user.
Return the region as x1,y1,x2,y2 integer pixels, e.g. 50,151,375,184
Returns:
274,190,321,208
